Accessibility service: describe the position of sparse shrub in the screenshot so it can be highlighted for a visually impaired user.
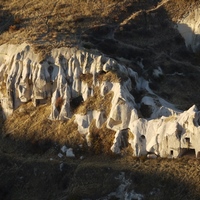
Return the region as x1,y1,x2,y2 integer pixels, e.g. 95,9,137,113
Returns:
75,87,113,117
14,17,21,24
89,121,115,155
80,73,93,86
139,155,147,162
9,25,17,32
55,97,64,112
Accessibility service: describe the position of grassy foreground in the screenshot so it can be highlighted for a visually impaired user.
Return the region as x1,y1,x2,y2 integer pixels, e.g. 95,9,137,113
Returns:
1,132,200,200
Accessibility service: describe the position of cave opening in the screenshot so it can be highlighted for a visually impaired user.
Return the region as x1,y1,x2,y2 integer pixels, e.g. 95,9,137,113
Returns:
179,148,196,158
70,95,83,110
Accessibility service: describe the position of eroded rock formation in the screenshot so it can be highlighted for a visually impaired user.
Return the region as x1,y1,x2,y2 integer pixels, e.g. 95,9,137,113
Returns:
177,7,200,53
0,43,200,158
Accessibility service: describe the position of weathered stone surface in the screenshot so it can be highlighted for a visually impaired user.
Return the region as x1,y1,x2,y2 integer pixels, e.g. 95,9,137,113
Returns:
1,43,200,158
177,7,200,53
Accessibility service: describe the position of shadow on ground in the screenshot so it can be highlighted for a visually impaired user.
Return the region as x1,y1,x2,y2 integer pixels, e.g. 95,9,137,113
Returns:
0,7,15,34
0,143,200,200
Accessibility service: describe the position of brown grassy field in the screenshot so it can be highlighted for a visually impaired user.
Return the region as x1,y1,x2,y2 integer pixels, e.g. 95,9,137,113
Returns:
0,0,196,55
0,0,135,55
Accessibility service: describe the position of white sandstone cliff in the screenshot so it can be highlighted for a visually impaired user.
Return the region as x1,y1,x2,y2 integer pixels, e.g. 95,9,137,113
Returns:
0,43,200,158
177,7,200,53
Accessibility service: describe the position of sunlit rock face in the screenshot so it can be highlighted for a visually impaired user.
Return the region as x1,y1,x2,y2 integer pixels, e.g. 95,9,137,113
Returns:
127,105,200,158
0,43,200,158
177,7,200,53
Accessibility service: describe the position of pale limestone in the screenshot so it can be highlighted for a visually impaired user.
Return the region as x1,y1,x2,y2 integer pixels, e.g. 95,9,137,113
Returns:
1,43,200,158
177,7,200,53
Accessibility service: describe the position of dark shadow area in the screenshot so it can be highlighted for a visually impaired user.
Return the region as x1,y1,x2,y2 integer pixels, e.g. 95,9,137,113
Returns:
0,5,23,34
80,1,162,59
140,103,152,118
70,95,83,111
0,150,76,200
0,7,14,34
1,145,200,200
179,148,196,158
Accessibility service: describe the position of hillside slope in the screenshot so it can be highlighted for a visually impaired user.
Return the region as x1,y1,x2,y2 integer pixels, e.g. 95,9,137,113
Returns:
1,0,200,199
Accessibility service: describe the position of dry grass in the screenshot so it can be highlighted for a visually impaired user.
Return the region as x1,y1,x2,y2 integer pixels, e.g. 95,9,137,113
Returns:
89,120,116,155
0,0,170,58
163,0,200,21
8,24,18,32
98,71,121,83
1,94,115,156
75,86,113,117
79,63,127,88
164,115,177,122
80,73,93,87
0,0,133,55
2,102,85,147
0,81,7,96
0,0,197,54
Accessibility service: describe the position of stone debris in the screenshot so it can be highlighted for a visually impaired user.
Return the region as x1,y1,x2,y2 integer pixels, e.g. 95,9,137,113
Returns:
147,154,157,159
98,172,144,200
66,148,75,158
61,145,67,153
58,153,63,158
59,162,64,171
80,156,84,160
58,146,75,158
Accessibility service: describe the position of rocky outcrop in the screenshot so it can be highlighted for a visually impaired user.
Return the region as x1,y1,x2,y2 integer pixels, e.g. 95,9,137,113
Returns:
0,43,200,158
177,7,200,53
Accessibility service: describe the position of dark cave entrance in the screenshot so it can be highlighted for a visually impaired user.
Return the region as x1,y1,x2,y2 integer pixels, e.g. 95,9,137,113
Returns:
70,95,83,110
179,148,196,158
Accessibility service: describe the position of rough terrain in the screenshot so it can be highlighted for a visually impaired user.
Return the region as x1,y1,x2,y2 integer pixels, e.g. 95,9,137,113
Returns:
1,0,200,199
